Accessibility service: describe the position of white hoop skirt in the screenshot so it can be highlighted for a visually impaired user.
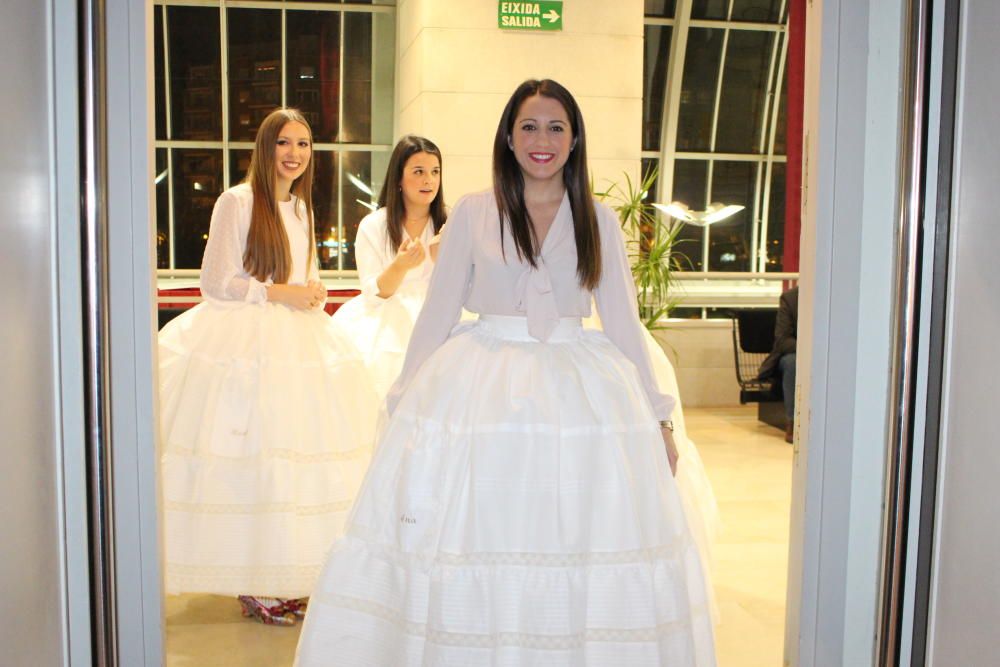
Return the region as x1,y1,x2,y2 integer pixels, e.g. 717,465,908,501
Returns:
639,328,721,575
331,285,425,401
158,301,378,598
294,316,716,666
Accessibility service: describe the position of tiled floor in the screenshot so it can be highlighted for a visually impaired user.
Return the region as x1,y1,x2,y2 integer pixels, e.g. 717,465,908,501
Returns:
165,405,794,666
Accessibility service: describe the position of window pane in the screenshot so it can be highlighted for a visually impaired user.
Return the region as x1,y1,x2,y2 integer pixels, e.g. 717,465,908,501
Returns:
167,7,221,141
341,151,374,269
172,149,223,269
229,149,253,188
641,157,661,202
343,12,373,144
312,151,341,269
715,30,776,153
154,7,166,140
765,162,786,271
642,25,672,151
155,149,169,268
644,0,676,18
731,0,785,23
671,159,709,270
676,28,724,152
691,0,727,20
773,65,788,154
708,161,755,271
228,9,282,142
286,11,341,143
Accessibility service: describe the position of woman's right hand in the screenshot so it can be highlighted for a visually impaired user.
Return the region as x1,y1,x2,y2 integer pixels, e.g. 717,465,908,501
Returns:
393,238,426,271
266,282,325,310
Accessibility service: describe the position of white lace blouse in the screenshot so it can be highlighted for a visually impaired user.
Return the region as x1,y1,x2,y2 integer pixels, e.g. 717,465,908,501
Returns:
199,183,318,304
386,189,676,421
354,207,437,300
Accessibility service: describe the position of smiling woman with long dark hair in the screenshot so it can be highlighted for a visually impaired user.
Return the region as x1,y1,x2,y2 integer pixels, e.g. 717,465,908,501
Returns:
295,81,716,666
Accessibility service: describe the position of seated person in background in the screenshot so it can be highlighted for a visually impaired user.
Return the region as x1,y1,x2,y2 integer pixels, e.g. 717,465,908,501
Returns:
759,286,799,443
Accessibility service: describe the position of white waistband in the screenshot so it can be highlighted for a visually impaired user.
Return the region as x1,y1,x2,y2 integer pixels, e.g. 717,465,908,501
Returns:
475,314,583,342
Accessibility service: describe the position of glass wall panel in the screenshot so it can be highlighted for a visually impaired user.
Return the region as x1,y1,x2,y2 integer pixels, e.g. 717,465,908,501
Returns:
171,149,223,269
229,149,253,189
341,151,374,269
228,9,282,142
765,162,787,270
644,0,677,18
155,149,169,268
312,151,340,270
773,72,788,154
708,160,755,270
154,7,166,140
166,7,221,141
691,0,728,20
715,30,776,153
154,2,395,274
672,159,709,270
676,28,724,152
643,25,673,151
343,12,374,144
731,0,785,23
286,10,341,142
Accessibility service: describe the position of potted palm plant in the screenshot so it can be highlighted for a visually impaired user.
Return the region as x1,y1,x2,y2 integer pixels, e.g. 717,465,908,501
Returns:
595,165,687,330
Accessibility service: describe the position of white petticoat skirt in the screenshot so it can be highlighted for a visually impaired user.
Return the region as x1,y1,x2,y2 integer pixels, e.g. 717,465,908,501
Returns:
158,300,378,598
294,315,716,666
331,285,425,401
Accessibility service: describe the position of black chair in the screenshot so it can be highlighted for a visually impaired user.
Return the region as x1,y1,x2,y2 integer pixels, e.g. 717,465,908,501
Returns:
730,309,784,428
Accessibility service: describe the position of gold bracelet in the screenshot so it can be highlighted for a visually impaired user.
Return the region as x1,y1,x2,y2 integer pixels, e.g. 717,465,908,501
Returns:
659,419,674,432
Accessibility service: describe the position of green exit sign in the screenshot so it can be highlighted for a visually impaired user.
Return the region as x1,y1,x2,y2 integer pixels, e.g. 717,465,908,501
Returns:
498,2,563,31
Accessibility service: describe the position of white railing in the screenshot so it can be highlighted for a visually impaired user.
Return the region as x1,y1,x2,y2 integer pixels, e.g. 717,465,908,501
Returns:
155,269,798,309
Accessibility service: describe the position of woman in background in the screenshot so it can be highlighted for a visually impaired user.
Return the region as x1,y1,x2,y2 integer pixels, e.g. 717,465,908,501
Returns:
332,135,447,400
158,108,377,626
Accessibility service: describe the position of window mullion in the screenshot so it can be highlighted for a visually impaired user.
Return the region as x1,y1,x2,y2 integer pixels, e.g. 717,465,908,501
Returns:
759,10,791,272
163,7,176,269
655,0,694,208
220,1,231,191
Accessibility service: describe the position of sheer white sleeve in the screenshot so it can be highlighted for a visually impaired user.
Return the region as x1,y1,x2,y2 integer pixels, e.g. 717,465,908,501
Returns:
354,221,387,300
384,196,475,414
593,204,676,421
199,190,271,303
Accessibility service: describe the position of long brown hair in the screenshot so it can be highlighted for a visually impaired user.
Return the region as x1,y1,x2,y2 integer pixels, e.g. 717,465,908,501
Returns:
377,135,447,254
492,79,601,290
243,108,316,284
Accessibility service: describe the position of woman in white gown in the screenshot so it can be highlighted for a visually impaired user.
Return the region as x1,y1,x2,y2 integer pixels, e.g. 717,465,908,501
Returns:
158,109,377,625
332,135,447,400
295,80,715,665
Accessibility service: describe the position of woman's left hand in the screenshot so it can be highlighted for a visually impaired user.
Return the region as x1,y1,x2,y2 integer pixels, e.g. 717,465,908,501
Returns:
662,428,679,476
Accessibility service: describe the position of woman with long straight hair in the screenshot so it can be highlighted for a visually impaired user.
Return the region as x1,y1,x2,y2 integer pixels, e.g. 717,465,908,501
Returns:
296,80,716,665
158,108,377,626
332,135,448,399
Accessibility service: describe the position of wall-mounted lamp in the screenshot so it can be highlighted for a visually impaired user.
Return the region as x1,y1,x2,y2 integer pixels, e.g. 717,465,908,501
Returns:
652,201,745,226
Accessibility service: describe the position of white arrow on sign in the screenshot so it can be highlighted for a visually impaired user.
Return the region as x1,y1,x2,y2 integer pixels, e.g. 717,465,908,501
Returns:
544,9,560,23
